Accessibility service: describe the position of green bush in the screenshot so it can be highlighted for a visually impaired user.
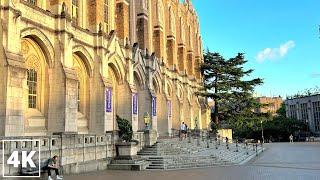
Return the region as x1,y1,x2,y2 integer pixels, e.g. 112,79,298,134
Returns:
116,115,133,142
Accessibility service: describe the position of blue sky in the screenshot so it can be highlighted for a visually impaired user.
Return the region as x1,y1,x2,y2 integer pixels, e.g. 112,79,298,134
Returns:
192,0,320,98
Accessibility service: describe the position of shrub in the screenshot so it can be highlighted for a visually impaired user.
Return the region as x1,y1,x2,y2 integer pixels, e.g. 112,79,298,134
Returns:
116,115,133,142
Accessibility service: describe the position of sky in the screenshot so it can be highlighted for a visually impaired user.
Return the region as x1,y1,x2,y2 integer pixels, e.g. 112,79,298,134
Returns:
192,0,320,98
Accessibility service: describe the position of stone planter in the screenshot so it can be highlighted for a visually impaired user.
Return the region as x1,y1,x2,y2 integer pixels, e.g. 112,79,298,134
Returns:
115,141,138,158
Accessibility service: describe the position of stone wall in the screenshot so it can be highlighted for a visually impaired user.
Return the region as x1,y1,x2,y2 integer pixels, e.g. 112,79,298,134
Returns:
0,131,147,175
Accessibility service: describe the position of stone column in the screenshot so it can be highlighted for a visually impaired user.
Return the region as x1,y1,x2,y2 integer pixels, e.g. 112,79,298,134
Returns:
63,67,78,133
187,51,194,76
153,27,164,59
178,44,186,73
116,0,130,42
167,100,172,136
136,14,149,50
3,53,26,136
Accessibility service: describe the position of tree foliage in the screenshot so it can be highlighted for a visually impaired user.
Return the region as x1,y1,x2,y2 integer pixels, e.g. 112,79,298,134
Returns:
232,103,308,142
198,51,263,126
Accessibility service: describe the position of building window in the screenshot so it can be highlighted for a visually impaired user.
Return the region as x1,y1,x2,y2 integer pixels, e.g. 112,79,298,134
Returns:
27,69,37,109
104,0,109,32
312,101,320,131
26,0,37,5
289,104,297,119
300,103,308,122
72,0,79,25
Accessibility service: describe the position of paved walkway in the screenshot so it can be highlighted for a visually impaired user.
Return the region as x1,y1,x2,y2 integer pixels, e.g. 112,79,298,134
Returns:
64,143,320,180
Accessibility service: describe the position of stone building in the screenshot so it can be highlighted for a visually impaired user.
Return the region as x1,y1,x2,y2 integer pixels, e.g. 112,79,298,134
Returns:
255,96,283,116
285,94,320,135
0,0,209,137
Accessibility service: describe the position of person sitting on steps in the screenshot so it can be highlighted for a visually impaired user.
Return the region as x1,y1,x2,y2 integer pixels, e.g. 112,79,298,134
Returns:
46,155,63,180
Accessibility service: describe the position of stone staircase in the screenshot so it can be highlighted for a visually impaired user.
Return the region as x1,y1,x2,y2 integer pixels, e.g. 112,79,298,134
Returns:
138,138,263,170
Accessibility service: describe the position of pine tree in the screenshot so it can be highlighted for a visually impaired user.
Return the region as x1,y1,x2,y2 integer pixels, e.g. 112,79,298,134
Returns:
198,51,263,126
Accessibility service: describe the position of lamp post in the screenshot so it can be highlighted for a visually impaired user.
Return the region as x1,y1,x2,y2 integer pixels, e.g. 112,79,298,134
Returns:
261,120,264,144
144,112,151,130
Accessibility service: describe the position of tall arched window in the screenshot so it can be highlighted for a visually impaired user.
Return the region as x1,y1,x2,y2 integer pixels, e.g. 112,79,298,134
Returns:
73,54,88,115
27,69,37,109
72,0,79,25
104,0,109,32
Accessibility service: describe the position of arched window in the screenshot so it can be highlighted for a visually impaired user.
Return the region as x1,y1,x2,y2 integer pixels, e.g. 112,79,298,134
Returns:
104,0,109,32
72,0,79,25
73,54,89,116
27,69,37,109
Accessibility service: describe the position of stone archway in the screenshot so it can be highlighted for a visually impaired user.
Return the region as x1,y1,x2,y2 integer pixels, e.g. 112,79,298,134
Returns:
134,72,151,131
21,38,49,136
73,53,91,134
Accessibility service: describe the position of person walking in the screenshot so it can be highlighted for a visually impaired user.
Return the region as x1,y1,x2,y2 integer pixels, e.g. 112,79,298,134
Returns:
180,122,187,140
289,134,294,143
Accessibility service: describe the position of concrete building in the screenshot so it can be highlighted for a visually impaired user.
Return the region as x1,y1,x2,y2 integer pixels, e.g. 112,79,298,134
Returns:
0,0,210,137
255,96,283,116
285,95,320,135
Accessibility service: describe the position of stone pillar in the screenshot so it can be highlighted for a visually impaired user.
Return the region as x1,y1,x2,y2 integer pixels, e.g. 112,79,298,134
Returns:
195,56,201,79
166,38,175,68
3,53,26,136
137,14,149,50
87,0,104,32
178,44,186,73
167,100,172,136
153,27,164,59
143,129,157,147
116,0,130,42
187,51,194,76
63,67,78,133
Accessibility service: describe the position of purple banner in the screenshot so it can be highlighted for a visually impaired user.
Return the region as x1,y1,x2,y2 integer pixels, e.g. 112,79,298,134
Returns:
106,88,112,112
152,96,157,116
132,93,138,115
167,101,172,117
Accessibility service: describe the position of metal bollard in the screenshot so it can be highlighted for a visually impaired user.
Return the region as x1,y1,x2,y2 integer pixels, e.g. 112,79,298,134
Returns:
255,144,258,156
188,131,191,143
207,138,210,148
226,140,229,150
261,141,264,152
215,138,218,149
236,140,239,152
197,137,200,146
246,143,249,155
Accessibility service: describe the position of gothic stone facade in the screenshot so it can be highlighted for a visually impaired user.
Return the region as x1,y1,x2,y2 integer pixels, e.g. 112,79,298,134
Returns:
0,0,209,137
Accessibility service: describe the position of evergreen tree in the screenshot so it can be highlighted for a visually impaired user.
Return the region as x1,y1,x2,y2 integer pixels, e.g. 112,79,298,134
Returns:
198,51,263,126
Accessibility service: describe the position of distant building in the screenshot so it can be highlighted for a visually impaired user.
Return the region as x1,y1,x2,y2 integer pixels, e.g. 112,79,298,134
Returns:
285,94,320,135
255,96,283,116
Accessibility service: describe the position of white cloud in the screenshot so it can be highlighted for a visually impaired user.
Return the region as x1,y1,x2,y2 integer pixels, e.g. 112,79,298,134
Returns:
256,40,295,62
311,72,320,78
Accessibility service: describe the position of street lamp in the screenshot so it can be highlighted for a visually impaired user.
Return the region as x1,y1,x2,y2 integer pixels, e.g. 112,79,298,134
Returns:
144,112,151,130
261,120,264,144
